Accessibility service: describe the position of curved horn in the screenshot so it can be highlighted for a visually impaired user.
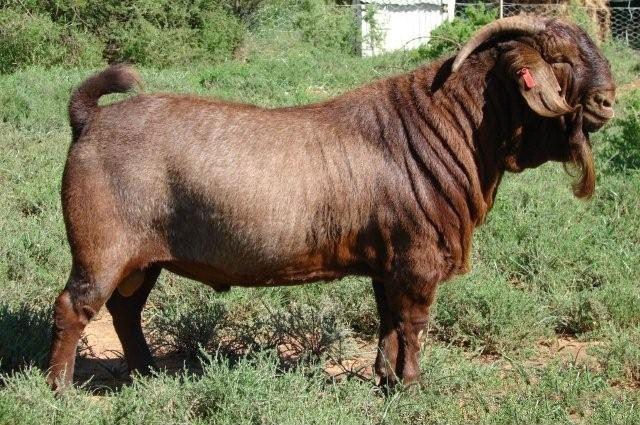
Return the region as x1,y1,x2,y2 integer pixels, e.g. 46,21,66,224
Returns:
451,16,547,72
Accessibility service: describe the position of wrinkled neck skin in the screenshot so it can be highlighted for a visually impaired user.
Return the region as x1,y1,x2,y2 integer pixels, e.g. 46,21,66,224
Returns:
343,50,541,274
426,53,518,220
386,52,527,225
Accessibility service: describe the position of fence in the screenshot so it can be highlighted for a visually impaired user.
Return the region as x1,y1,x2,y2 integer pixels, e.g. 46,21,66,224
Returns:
244,1,639,56
456,2,640,48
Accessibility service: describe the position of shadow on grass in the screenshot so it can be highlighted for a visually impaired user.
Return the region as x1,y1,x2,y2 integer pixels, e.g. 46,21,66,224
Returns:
0,303,52,374
74,338,377,395
73,351,206,395
72,345,337,395
0,301,375,394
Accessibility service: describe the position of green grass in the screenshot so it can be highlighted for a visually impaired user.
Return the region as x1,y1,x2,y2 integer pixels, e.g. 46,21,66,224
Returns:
0,37,639,424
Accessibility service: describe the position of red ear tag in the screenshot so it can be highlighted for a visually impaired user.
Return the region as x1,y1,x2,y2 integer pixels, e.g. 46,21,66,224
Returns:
517,67,536,90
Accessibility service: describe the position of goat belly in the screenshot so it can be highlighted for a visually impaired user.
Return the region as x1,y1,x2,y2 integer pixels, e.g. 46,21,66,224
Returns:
160,256,355,288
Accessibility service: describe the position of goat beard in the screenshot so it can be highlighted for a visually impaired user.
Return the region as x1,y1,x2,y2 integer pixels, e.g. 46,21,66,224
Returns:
564,105,596,199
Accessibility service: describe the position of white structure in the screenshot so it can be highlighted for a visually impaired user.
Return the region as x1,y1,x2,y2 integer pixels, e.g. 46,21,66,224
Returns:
355,0,456,56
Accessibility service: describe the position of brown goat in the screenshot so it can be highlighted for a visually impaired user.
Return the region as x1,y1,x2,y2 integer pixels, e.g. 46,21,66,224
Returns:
47,17,615,390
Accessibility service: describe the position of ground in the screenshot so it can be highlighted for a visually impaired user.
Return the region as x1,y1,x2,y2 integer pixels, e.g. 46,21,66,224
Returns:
76,312,603,390
0,40,639,424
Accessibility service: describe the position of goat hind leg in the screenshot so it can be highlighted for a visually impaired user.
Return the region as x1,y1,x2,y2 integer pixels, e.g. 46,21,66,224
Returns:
106,266,161,375
47,266,120,391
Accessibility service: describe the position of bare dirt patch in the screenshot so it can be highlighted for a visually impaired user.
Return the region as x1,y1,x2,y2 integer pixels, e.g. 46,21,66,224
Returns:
531,337,602,370
75,311,128,391
324,339,377,382
75,312,205,392
467,336,604,386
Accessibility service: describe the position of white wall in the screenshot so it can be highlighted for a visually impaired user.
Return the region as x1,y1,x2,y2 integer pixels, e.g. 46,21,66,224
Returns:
359,0,455,56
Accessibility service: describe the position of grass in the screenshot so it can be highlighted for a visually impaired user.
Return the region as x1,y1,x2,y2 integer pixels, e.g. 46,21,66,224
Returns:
0,35,639,423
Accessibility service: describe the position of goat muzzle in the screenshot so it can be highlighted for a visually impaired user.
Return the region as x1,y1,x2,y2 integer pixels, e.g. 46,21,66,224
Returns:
583,90,615,132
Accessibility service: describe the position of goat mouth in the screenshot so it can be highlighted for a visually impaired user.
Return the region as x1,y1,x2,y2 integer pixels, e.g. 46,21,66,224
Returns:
583,109,613,132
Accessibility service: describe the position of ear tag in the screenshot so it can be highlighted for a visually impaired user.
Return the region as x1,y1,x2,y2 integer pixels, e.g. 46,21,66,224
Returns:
517,67,536,90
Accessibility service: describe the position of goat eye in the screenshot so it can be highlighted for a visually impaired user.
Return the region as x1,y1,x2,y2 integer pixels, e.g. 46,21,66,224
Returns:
549,55,571,65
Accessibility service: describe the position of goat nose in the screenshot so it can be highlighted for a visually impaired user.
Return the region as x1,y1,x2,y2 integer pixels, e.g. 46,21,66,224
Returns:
586,91,615,121
593,93,613,109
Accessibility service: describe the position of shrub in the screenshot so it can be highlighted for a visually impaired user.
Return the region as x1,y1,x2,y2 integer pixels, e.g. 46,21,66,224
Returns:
0,8,103,73
108,19,204,67
409,3,497,63
198,6,247,58
599,90,640,173
148,280,352,365
433,276,549,354
551,292,609,335
106,4,245,67
220,0,268,20
296,0,358,53
1,1,247,70
248,0,358,54
266,302,352,364
148,286,228,358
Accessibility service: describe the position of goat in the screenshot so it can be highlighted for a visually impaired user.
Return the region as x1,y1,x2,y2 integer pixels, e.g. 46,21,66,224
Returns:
47,16,616,390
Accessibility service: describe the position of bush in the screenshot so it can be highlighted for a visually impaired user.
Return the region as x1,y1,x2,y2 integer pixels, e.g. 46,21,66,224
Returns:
433,276,549,354
198,6,247,58
0,1,246,70
599,90,640,173
409,3,497,63
296,0,358,53
148,285,228,358
220,0,268,20
106,4,245,67
108,19,202,67
0,0,365,70
0,8,103,73
148,279,352,365
551,292,609,335
266,302,352,364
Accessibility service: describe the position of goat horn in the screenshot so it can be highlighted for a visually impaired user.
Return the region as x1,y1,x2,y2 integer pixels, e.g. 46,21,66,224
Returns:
452,16,547,72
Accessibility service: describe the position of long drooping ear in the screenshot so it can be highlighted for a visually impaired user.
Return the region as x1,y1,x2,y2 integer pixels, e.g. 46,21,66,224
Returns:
501,43,575,117
551,62,573,99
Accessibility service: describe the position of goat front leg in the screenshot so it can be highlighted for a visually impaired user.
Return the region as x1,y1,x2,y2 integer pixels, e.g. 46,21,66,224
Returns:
372,279,399,386
372,278,437,387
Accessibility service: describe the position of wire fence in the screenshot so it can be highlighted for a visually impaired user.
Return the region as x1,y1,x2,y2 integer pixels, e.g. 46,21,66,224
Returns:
242,2,639,55
456,2,640,48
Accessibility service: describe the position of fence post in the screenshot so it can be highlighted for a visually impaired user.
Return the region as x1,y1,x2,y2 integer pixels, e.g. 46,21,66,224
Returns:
500,0,504,18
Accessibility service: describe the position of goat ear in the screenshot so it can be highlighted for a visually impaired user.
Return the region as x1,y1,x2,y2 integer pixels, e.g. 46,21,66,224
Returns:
501,44,575,117
551,62,573,99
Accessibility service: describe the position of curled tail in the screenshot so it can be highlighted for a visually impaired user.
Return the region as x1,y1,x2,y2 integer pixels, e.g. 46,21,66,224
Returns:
69,64,142,142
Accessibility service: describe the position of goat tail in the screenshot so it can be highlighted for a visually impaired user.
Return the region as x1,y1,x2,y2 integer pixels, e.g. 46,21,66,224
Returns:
69,64,142,142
